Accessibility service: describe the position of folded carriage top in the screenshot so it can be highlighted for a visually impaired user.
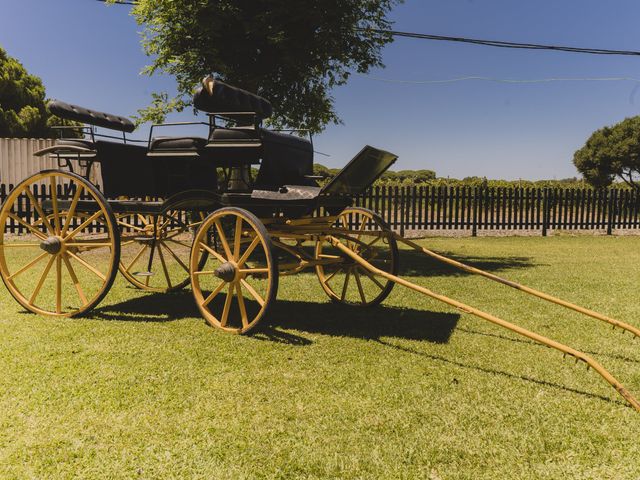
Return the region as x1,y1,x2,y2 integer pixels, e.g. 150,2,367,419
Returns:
192,76,273,119
48,100,136,133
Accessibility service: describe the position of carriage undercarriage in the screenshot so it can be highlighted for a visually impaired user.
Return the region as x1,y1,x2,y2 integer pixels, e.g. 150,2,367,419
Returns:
1,77,639,414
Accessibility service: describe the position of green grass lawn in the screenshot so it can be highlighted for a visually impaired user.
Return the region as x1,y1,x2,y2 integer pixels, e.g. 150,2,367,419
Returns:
1,235,639,479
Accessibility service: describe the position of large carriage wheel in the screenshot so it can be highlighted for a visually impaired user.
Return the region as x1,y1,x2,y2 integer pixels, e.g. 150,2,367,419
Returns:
117,210,204,293
315,207,398,307
190,207,278,334
0,170,119,316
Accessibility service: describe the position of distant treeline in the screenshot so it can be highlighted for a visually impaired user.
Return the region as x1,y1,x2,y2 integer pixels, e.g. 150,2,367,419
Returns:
313,164,628,189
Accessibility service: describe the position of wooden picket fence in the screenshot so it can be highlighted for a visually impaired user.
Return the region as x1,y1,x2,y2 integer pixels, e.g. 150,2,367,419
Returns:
2,182,640,236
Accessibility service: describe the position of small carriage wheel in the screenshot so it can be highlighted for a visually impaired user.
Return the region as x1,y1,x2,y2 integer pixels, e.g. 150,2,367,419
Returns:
190,207,278,334
315,207,398,307
117,210,203,293
0,170,120,317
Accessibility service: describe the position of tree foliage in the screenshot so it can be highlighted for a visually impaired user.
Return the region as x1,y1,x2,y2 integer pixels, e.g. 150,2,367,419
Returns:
124,0,401,133
0,47,79,138
573,116,640,190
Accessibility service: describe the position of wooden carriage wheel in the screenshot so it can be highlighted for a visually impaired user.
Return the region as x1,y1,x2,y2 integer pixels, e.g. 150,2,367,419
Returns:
117,211,204,293
190,207,278,334
315,207,398,306
0,170,120,316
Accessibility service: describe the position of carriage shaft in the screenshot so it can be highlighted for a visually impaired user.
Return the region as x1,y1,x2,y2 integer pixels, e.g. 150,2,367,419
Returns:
326,235,640,413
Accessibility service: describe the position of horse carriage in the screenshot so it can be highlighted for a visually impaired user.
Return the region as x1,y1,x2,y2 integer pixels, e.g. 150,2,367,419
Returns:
1,76,639,412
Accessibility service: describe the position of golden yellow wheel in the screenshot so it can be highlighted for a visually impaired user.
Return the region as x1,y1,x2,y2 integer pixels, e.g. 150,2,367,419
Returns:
117,210,201,293
190,207,278,334
0,170,120,317
315,207,398,306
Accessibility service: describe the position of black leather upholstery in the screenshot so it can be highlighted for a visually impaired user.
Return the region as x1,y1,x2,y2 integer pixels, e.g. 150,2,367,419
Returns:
209,127,260,143
48,100,136,133
255,131,314,188
150,136,207,151
193,80,273,119
57,139,96,150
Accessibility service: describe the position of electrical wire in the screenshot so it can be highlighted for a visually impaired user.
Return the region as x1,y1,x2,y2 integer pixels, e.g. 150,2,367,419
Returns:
359,28,640,56
356,73,640,85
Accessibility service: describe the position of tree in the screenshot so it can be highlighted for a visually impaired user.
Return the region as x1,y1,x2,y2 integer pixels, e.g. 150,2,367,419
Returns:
0,47,79,138
573,116,640,189
123,0,401,133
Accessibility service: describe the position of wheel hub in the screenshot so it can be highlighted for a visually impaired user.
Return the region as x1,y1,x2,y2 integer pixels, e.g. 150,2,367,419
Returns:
214,261,237,282
40,236,63,255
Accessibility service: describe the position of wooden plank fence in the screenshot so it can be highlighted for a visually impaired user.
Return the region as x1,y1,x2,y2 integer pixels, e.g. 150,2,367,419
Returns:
2,183,640,236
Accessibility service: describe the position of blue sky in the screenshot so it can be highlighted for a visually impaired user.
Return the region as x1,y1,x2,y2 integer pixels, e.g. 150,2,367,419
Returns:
2,0,640,179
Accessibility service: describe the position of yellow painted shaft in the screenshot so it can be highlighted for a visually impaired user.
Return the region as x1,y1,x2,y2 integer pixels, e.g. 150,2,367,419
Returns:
396,235,640,339
327,236,640,413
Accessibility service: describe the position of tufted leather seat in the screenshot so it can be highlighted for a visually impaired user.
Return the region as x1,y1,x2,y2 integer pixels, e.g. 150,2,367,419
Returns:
48,100,136,133
57,138,96,150
149,136,207,151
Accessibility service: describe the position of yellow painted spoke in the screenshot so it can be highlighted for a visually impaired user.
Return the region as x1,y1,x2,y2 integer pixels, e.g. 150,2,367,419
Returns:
340,268,352,301
66,242,112,249
50,176,61,235
358,267,385,290
117,220,146,232
8,252,48,280
233,216,243,260
7,213,47,240
359,236,382,257
199,241,227,263
63,254,87,305
323,268,340,285
61,184,84,237
125,244,147,273
29,255,56,305
64,211,103,241
214,219,233,260
236,283,249,328
239,267,269,274
0,243,41,248
161,241,189,273
202,280,226,307
353,268,367,304
25,188,55,235
240,279,265,307
356,216,370,241
166,238,192,249
236,237,261,267
193,270,217,276
220,284,234,328
67,251,106,281
157,244,172,289
55,255,62,314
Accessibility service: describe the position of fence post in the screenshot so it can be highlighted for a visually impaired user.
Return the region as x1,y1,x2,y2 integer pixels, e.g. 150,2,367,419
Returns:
607,188,615,235
542,188,549,236
399,186,405,237
472,186,478,237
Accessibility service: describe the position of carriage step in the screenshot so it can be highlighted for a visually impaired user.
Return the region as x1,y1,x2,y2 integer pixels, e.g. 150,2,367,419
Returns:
132,271,154,277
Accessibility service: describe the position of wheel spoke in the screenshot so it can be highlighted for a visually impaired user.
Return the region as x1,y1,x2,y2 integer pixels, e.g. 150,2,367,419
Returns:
161,241,190,273
125,244,147,273
199,241,227,263
236,236,260,267
116,220,146,232
65,242,113,250
220,284,234,327
358,267,385,290
157,244,172,289
29,255,56,305
202,280,226,307
0,243,41,248
233,216,243,260
67,251,106,281
50,175,61,235
239,267,269,274
25,188,55,235
166,238,192,249
8,251,48,280
340,268,352,301
236,283,249,328
356,216,370,241
353,268,367,304
60,184,84,237
240,279,265,306
63,254,87,305
55,255,62,314
64,211,103,241
323,268,340,285
7,213,47,240
214,219,233,260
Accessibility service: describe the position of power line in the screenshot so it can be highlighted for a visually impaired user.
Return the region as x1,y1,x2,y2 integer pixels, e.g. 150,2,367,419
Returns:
356,74,640,85
359,28,640,56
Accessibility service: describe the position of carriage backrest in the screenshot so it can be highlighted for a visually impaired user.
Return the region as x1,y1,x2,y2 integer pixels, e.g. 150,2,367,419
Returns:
321,146,398,195
193,78,273,120
48,100,136,133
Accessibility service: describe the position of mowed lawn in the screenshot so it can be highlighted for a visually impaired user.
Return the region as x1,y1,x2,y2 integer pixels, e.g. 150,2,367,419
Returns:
1,235,639,479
